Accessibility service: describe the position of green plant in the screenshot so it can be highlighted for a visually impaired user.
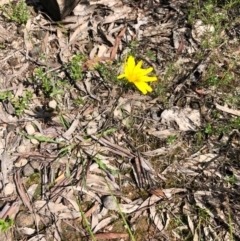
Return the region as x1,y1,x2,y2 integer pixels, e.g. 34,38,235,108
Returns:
39,53,47,61
57,22,68,35
155,63,176,100
205,64,235,89
195,130,205,148
231,117,240,129
13,90,33,115
34,67,52,95
95,62,118,83
0,0,29,24
26,173,42,198
59,114,70,129
0,91,13,101
93,157,119,175
225,174,236,185
204,123,214,134
188,0,235,49
167,135,178,145
74,97,84,105
68,54,84,80
25,134,65,145
145,50,156,61
226,95,240,108
197,206,210,220
33,67,64,98
0,90,32,115
0,218,14,232
129,40,139,56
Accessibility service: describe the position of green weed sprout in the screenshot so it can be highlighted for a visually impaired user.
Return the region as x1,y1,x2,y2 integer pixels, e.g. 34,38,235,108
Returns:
0,90,32,116
0,218,14,233
69,54,84,80
0,0,29,24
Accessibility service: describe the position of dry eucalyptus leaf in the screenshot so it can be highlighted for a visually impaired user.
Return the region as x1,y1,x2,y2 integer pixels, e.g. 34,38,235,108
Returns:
161,107,201,131
35,200,81,219
142,147,168,157
24,19,33,53
18,227,36,236
215,102,240,116
187,214,195,236
92,215,118,233
28,235,46,241
147,129,179,139
150,206,164,231
0,150,12,188
91,210,99,230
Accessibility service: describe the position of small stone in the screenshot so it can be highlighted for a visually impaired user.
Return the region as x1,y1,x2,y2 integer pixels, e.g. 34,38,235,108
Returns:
14,158,28,167
17,145,26,153
102,196,117,210
25,123,35,135
86,121,98,135
15,211,34,227
8,57,19,67
31,139,39,145
49,100,57,109
4,183,15,196
7,124,17,132
29,46,41,58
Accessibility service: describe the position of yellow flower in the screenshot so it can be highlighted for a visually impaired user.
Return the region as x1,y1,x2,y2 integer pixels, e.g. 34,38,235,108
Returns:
117,55,157,94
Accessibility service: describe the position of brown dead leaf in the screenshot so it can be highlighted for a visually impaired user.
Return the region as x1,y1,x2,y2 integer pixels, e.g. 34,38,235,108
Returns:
148,188,168,199
35,200,81,219
88,232,129,240
110,25,127,60
14,170,33,212
176,35,184,57
83,26,127,69
193,87,206,95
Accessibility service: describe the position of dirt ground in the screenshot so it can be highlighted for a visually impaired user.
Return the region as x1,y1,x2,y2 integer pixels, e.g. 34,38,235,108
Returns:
0,0,240,240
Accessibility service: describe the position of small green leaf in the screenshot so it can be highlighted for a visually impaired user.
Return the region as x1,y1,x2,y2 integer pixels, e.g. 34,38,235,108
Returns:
24,134,64,144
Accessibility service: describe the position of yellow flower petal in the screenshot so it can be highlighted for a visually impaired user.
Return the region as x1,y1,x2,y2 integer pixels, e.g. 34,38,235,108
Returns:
134,60,143,72
117,74,126,79
138,67,154,76
127,56,136,70
134,81,153,95
125,56,135,77
139,76,157,82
